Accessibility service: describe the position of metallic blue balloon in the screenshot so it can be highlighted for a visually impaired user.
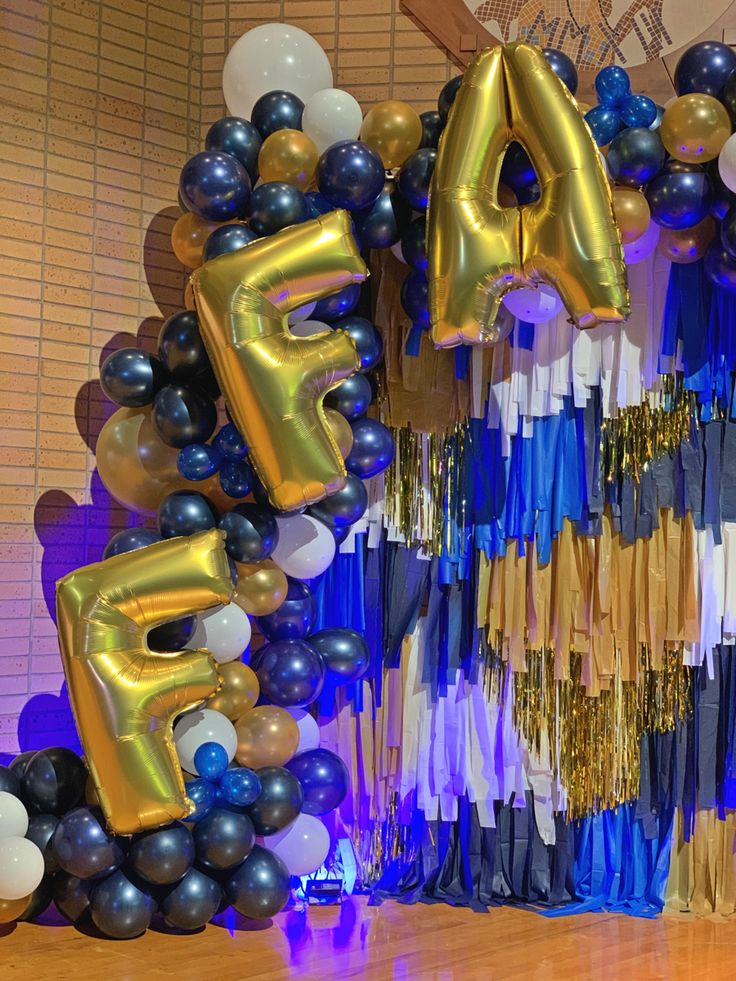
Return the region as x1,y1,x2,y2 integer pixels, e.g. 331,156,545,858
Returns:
157,490,217,539
649,104,665,131
345,418,394,479
247,181,310,237
218,503,278,563
129,821,194,885
52,806,125,880
516,182,540,205
542,47,578,94
161,867,221,931
193,807,255,871
205,116,262,182
0,764,20,797
158,310,210,379
619,94,657,128
179,151,251,221
401,217,427,271
251,90,304,138
324,372,372,421
219,767,261,807
400,270,429,324
500,141,536,191
251,639,325,708
594,65,631,106
355,180,411,248
646,171,713,229
305,190,334,217
17,877,54,923
224,843,290,917
148,615,196,652
308,473,367,529
177,443,223,481
705,244,736,291
21,747,87,816
584,105,624,146
103,528,161,559
674,41,736,98
152,383,217,448
312,282,362,322
308,628,370,684
419,109,443,148
89,870,155,939
606,127,665,187
214,422,248,459
317,140,385,211
285,748,349,816
438,75,462,123
53,873,92,923
100,348,166,408
26,812,60,873
203,223,258,262
256,578,317,641
219,458,255,498
194,742,230,781
708,160,736,220
397,148,436,210
184,778,216,822
333,315,383,371
245,768,303,836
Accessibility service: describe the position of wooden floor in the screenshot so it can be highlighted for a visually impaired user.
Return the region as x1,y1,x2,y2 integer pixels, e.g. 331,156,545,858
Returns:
1,898,734,981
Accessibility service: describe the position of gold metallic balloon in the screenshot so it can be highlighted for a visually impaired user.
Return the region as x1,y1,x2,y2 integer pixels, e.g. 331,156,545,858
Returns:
85,772,100,807
206,660,259,720
191,210,367,512
660,94,732,164
360,99,423,169
657,215,716,264
56,529,233,835
258,129,319,190
232,559,288,616
171,212,237,268
428,43,629,348
0,895,30,924
184,281,196,309
325,407,353,459
612,187,651,244
235,705,300,769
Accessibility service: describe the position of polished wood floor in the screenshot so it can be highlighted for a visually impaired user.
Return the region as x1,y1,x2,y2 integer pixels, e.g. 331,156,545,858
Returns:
1,898,734,980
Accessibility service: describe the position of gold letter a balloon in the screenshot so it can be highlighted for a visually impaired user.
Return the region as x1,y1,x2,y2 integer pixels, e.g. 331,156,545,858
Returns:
56,529,233,834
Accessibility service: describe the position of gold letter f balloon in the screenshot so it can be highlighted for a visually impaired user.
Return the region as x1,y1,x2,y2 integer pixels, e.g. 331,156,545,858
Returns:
429,43,630,348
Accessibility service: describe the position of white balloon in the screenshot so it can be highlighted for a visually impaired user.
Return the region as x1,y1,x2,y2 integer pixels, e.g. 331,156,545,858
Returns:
223,23,333,120
0,792,28,840
271,514,336,580
719,133,736,193
190,604,251,663
624,220,660,265
267,813,330,876
0,836,44,900
502,283,563,324
173,708,238,774
286,708,321,753
288,300,316,324
302,87,363,154
289,319,332,338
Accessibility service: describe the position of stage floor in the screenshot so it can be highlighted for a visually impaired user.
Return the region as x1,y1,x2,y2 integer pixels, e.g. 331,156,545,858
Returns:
1,898,734,980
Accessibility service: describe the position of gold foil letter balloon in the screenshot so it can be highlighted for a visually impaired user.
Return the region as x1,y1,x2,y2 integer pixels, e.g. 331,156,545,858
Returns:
191,210,367,513
56,529,233,834
428,43,629,348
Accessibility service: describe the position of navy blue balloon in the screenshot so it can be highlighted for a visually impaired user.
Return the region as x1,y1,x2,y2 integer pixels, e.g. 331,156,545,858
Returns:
158,310,210,380
650,104,665,131
17,877,54,924
103,527,161,559
674,41,736,98
152,383,217,448
148,615,196,652
285,748,349,816
345,418,394,479
251,90,304,138
100,348,166,408
26,812,60,873
401,270,429,324
312,282,362,322
177,442,223,481
203,223,258,262
606,127,665,187
542,48,578,94
705,244,736,291
646,170,713,229
333,315,383,371
401,217,427,271
317,140,385,212
256,578,316,641
21,747,87,816
52,807,125,879
0,764,20,797
619,94,657,128
161,867,221,931
245,768,303,836
205,116,262,182
53,873,93,924
305,189,334,217
708,160,736,220
219,767,261,807
419,109,443,148
194,742,229,781
397,148,436,210
355,180,411,248
500,142,536,191
219,503,278,563
247,181,310,236
438,75,463,123
219,458,255,498
193,807,255,871
214,422,248,459
184,778,216,822
179,151,251,222
594,65,631,106
129,821,194,885
90,870,154,939
516,183,541,205
324,372,372,421
308,473,367,528
251,638,325,708
158,491,217,538
224,844,290,917
585,106,624,146
309,628,370,684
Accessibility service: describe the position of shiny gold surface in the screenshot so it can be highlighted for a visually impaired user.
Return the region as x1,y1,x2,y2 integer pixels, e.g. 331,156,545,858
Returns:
232,558,289,616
